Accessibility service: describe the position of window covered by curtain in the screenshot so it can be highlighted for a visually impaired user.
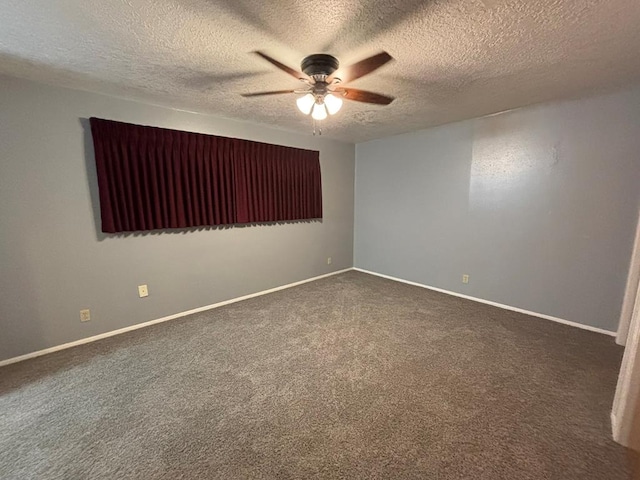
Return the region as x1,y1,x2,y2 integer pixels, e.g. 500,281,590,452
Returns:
233,140,323,224
90,118,322,233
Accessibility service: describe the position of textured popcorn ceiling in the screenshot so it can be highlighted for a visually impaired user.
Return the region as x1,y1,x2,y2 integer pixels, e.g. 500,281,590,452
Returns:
2,0,640,142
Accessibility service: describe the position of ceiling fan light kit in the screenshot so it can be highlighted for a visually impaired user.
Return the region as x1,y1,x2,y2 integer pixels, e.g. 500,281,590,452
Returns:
242,51,395,133
297,92,342,118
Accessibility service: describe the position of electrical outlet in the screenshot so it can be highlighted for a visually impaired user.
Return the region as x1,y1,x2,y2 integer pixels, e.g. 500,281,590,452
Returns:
138,284,149,298
327,257,332,265
80,309,91,322
462,274,469,284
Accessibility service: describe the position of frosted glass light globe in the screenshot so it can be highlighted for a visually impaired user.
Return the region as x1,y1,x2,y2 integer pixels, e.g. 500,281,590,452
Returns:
311,103,328,121
296,93,315,115
324,93,343,115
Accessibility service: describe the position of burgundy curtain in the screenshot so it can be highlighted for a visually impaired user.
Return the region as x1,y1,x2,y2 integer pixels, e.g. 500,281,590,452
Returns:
233,140,322,224
90,118,322,233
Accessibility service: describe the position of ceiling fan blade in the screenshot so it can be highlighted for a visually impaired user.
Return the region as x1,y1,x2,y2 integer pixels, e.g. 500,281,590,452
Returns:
253,51,307,80
241,89,297,97
339,88,394,105
330,51,393,84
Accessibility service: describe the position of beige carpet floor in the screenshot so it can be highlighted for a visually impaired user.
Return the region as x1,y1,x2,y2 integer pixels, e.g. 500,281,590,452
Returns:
0,271,636,479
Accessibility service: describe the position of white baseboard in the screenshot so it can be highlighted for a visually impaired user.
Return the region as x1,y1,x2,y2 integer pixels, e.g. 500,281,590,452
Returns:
0,268,353,368
611,411,620,442
1,266,615,368
354,268,616,336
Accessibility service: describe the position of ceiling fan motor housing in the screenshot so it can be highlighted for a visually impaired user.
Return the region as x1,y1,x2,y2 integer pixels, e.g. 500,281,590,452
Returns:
301,54,339,77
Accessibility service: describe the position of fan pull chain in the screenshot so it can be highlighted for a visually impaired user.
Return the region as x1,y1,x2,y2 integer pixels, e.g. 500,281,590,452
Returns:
312,118,322,136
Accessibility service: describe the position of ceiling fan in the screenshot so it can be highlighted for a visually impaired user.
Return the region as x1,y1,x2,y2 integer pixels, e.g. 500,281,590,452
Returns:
241,51,395,124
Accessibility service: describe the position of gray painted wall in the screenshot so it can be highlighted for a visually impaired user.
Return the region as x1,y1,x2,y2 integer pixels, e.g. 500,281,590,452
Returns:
355,89,640,332
0,75,355,361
